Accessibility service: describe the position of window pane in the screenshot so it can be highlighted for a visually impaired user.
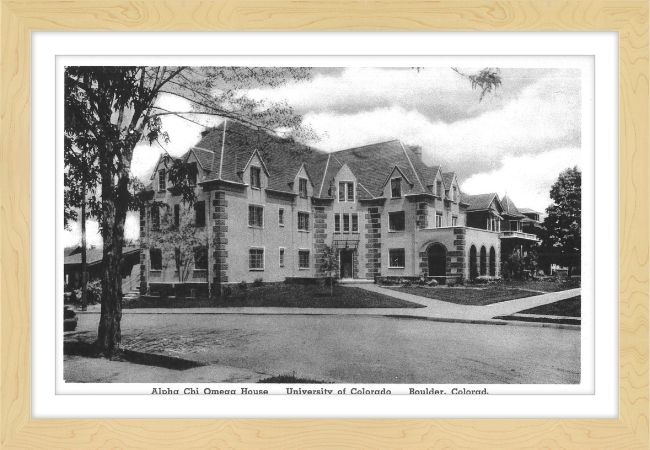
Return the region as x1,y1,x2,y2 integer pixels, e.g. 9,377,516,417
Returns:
195,201,205,227
389,211,405,231
279,208,284,225
158,169,166,190
389,249,405,268
174,204,180,227
299,178,308,198
339,182,345,201
251,167,261,188
352,214,358,232
193,246,208,270
391,178,401,197
335,214,340,232
347,182,354,201
299,250,310,268
343,214,350,232
151,205,160,229
279,248,285,267
150,248,162,270
249,249,264,269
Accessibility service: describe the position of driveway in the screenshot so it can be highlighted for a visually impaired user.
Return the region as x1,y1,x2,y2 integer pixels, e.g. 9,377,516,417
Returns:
68,312,580,384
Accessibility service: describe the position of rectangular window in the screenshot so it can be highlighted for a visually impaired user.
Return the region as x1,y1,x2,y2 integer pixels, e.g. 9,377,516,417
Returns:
339,182,354,202
279,248,285,268
278,208,285,226
187,162,198,186
249,248,264,270
248,205,264,228
351,214,358,232
298,250,310,269
391,178,401,198
298,212,310,231
151,205,160,230
158,169,166,191
174,204,180,227
250,166,261,189
435,213,443,228
299,178,308,198
335,214,341,232
510,220,519,232
389,211,405,231
343,214,350,233
452,215,458,226
193,246,208,270
150,248,162,271
436,180,442,197
194,201,205,227
389,249,405,268
452,186,458,202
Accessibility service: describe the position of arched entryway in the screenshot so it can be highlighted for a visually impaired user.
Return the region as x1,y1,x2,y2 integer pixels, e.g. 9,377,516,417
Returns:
489,247,496,276
427,243,447,280
469,245,478,280
480,246,487,276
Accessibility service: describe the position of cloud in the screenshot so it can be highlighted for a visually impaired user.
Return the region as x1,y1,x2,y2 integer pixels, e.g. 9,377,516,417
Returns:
461,148,582,213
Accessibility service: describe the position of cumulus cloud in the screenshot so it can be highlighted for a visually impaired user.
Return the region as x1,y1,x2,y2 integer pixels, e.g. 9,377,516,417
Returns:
461,148,582,213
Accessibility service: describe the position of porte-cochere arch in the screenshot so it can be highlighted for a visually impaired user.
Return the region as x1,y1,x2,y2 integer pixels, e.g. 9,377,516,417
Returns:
469,245,478,280
427,242,447,279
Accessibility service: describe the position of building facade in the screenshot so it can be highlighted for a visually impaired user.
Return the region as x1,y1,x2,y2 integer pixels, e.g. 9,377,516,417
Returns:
139,122,537,296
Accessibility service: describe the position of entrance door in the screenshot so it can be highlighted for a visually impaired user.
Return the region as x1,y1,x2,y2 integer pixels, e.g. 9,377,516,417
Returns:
427,244,446,278
340,250,353,279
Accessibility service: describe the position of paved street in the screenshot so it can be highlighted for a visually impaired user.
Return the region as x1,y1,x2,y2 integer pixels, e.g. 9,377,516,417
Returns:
68,312,580,384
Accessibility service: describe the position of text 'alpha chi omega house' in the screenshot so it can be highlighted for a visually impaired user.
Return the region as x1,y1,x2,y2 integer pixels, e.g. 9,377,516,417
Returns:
139,120,541,296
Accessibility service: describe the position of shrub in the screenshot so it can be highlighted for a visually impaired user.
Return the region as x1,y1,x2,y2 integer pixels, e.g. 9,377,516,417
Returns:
238,281,248,290
402,280,413,288
222,285,233,297
427,279,439,287
252,277,264,287
70,279,102,304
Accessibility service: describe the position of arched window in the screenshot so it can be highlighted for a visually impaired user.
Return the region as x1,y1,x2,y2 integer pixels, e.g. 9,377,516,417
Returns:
489,247,496,276
469,245,478,280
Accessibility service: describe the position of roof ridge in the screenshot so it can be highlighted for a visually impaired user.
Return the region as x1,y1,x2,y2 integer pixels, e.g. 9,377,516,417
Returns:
330,139,401,154
399,140,426,192
318,154,331,198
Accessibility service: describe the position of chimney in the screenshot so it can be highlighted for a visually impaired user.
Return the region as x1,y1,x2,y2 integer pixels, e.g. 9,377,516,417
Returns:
408,145,423,161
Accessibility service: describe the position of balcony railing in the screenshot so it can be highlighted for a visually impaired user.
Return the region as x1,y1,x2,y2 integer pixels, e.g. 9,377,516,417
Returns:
500,231,539,241
332,233,361,249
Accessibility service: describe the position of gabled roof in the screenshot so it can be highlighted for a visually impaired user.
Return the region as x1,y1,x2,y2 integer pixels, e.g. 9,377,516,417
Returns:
198,121,329,193
383,165,414,189
464,193,502,212
501,194,526,217
326,140,429,197
442,172,456,189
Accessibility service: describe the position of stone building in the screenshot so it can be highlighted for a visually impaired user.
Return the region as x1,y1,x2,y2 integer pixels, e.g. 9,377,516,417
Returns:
139,121,525,296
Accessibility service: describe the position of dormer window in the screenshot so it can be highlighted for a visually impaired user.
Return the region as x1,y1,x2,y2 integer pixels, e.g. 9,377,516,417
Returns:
158,169,166,191
299,178,308,198
250,166,261,189
436,180,442,197
187,162,197,186
390,178,402,198
339,182,354,202
452,186,458,202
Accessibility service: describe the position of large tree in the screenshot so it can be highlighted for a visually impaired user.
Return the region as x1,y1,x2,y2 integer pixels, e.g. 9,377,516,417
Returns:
64,66,312,357
540,167,582,277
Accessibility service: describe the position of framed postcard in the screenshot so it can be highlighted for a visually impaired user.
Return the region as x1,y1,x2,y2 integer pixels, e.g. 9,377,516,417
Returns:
1,2,648,449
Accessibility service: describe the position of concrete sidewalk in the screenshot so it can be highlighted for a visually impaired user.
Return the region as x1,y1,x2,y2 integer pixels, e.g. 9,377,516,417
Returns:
77,285,580,328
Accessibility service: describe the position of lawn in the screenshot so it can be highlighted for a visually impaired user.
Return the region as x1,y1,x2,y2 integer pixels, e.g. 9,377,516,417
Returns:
501,279,581,293
125,284,425,309
393,285,540,306
517,296,581,317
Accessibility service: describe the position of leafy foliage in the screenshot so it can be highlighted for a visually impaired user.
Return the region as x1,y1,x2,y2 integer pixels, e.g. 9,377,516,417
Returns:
152,205,207,282
320,244,339,296
452,67,502,102
540,167,581,277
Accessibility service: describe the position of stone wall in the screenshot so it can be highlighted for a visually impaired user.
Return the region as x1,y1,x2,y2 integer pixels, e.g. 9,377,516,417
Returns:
364,206,382,279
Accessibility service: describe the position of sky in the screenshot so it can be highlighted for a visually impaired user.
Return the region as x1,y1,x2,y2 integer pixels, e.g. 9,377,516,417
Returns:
64,66,583,248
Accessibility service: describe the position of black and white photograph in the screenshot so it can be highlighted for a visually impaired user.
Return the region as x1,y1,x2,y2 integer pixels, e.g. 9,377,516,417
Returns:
61,60,586,392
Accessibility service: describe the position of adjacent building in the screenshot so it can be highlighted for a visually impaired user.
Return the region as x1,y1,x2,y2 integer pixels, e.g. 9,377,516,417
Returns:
139,121,538,296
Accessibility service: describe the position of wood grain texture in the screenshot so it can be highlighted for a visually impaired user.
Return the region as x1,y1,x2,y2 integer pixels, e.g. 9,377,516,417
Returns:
0,1,647,449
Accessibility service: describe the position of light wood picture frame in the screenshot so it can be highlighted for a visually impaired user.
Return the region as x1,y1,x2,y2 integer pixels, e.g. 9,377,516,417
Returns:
1,1,647,449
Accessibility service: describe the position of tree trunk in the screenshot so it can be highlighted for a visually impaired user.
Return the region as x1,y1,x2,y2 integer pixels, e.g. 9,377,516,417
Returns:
96,158,129,358
81,200,88,311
